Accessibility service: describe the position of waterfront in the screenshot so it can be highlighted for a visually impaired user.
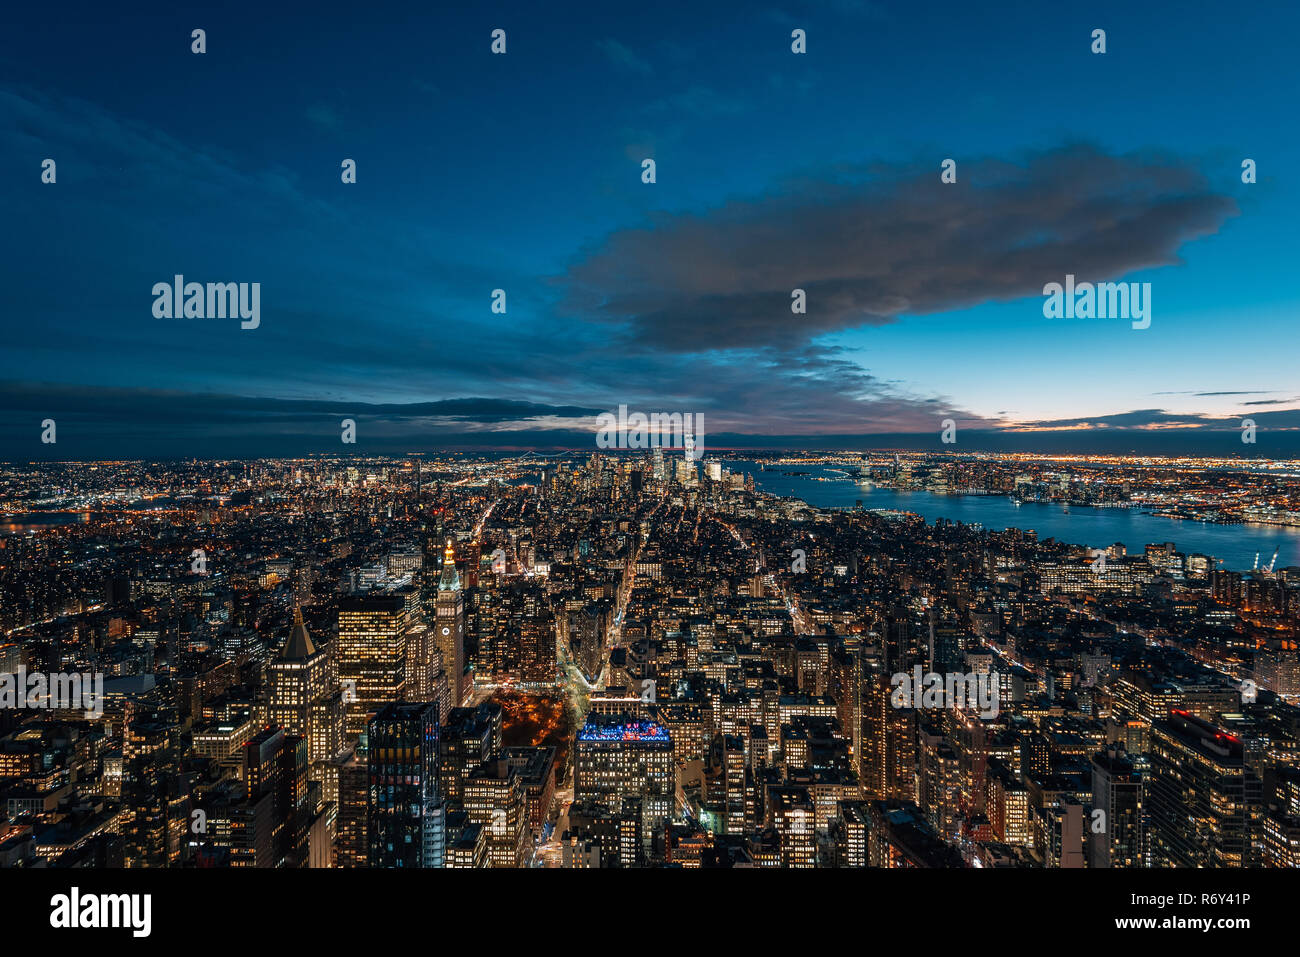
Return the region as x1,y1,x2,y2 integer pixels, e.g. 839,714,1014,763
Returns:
727,460,1300,573
0,512,92,535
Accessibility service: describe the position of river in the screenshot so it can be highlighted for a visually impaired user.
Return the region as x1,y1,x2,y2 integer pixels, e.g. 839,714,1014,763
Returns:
725,460,1299,573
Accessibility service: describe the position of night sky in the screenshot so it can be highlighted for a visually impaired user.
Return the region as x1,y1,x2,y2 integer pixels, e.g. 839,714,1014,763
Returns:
2,0,1297,458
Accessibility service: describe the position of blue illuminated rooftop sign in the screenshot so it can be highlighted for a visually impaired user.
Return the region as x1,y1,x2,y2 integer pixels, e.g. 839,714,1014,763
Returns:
577,719,670,743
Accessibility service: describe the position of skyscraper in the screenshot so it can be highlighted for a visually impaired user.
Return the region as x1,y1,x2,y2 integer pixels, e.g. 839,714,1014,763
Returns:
463,757,529,868
406,621,451,724
859,660,915,801
334,742,369,868
1149,710,1261,867
435,541,467,706
574,712,675,858
338,594,408,742
439,703,504,803
367,702,443,868
238,726,310,868
1090,746,1144,868
266,607,343,766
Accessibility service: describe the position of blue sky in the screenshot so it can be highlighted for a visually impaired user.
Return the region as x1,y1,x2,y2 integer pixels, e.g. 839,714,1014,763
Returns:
1,0,1297,457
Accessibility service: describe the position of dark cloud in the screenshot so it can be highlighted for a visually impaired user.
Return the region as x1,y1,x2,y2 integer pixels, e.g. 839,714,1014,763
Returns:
0,383,599,423
561,145,1238,352
0,95,1264,459
0,383,606,459
3,381,1296,461
572,344,994,436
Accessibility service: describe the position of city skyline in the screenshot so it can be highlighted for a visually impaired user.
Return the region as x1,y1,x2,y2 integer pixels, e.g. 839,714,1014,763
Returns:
4,1,1300,926
2,449,1297,883
3,1,1299,458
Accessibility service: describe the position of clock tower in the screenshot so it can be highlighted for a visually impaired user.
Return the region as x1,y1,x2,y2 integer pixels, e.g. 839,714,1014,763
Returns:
435,540,466,706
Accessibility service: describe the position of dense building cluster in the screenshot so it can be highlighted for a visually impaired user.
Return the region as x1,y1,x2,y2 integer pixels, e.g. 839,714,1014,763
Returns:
1,452,1298,868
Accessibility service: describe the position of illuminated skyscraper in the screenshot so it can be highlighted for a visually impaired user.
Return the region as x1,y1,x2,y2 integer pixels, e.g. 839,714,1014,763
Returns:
236,726,310,868
860,663,915,801
435,541,467,706
766,785,816,867
266,607,343,765
367,702,443,868
985,757,1032,846
338,594,408,742
1261,767,1300,868
704,733,746,835
334,743,368,868
1149,710,1261,867
513,581,555,683
832,800,870,867
574,713,675,859
439,703,504,803
463,758,530,868
406,622,451,723
1089,747,1144,868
